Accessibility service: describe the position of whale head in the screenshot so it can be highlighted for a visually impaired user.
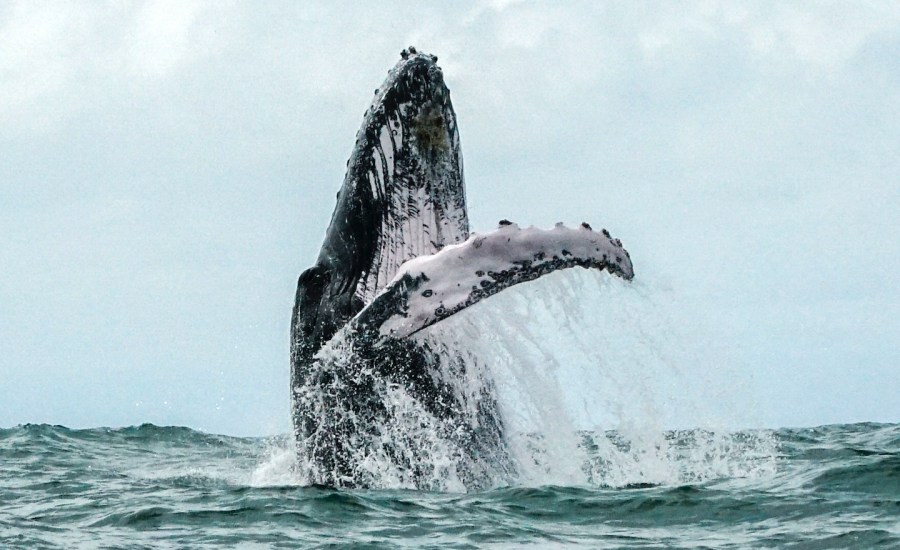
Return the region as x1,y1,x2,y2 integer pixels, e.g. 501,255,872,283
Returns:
293,48,468,364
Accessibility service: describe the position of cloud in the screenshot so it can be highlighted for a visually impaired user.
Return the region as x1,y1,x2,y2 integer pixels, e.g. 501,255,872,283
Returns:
0,0,232,135
125,1,229,79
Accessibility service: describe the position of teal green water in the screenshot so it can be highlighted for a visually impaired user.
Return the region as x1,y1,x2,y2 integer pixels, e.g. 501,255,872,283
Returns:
2,423,898,548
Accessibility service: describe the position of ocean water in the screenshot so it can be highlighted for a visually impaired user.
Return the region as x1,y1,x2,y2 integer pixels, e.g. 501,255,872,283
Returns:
4,271,896,547
1,422,898,548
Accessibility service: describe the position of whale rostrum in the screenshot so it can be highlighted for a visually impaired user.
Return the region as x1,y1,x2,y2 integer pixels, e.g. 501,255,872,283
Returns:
290,49,633,488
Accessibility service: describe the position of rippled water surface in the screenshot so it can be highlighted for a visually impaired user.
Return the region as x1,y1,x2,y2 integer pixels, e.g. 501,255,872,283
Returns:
2,422,898,548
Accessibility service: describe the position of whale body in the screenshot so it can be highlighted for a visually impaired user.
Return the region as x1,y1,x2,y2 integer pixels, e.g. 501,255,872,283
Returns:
291,49,633,489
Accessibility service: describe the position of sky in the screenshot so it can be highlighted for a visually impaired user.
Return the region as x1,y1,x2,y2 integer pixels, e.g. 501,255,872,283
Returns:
1,1,898,436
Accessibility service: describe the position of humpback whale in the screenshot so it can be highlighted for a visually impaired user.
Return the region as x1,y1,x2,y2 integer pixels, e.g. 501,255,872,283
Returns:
291,48,634,489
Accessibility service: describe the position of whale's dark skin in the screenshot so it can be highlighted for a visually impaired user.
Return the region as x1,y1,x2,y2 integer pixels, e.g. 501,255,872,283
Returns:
290,50,475,486
290,49,633,489
291,49,467,382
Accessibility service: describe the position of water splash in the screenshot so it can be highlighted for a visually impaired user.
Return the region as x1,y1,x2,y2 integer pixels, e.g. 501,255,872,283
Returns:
426,267,777,488
248,435,298,487
283,267,776,491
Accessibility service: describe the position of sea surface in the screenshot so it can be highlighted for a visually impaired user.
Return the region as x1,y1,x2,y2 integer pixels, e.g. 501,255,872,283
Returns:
2,422,898,548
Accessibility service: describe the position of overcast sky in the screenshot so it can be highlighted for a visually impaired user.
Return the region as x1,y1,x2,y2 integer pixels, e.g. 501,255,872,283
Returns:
1,1,898,435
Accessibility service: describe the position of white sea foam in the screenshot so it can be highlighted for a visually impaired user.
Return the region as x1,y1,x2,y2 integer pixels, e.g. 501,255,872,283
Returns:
248,435,299,487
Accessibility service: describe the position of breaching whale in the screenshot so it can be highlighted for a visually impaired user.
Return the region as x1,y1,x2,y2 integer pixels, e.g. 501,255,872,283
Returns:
291,48,634,489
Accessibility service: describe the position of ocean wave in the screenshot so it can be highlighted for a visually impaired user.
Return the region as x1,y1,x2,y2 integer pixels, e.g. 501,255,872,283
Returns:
2,422,899,548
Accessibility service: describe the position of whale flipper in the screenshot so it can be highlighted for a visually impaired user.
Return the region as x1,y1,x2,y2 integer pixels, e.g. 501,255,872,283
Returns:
354,223,633,340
